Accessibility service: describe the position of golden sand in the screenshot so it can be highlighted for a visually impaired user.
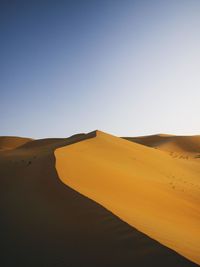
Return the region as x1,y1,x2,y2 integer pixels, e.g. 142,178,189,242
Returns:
55,130,200,265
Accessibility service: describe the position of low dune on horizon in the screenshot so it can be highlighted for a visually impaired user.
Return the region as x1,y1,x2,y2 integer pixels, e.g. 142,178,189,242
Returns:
0,130,200,267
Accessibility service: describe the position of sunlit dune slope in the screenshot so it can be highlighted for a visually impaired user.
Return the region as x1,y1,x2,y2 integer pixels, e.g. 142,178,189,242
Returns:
55,130,200,265
123,134,200,158
0,136,32,150
1,132,198,266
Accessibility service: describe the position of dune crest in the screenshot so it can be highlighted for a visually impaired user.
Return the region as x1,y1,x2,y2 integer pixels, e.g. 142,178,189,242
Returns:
55,130,200,265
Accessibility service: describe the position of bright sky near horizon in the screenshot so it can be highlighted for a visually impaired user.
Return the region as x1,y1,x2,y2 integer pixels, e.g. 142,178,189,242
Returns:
1,0,200,138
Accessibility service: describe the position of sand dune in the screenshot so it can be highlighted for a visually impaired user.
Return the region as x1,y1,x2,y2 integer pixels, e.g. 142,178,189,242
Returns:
0,136,32,150
0,131,199,266
55,130,200,265
123,134,200,158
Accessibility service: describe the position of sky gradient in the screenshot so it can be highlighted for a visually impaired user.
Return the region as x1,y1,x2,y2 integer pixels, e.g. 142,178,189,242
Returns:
1,0,200,138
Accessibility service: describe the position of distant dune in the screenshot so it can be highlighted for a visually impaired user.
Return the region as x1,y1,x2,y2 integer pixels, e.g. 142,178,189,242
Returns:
0,136,32,150
123,134,200,158
0,131,199,266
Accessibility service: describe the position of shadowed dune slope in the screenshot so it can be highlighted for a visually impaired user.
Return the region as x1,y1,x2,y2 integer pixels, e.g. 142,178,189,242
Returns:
123,135,200,158
55,130,200,265
0,133,199,266
0,136,32,150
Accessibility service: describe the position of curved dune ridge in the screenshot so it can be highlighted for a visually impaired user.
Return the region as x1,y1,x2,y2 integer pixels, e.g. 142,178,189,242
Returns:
55,130,200,265
0,132,199,266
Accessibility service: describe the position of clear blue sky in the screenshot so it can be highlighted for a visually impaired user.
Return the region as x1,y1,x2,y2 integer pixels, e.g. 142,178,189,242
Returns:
1,0,200,138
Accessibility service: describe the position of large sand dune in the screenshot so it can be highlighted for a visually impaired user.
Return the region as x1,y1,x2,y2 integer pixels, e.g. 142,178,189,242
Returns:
55,130,200,265
0,132,199,266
